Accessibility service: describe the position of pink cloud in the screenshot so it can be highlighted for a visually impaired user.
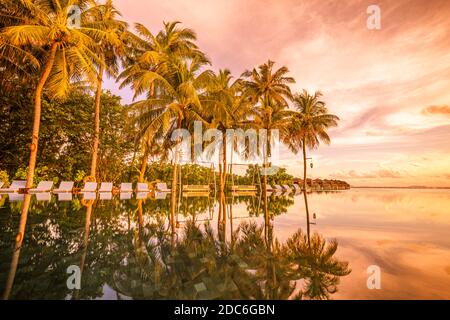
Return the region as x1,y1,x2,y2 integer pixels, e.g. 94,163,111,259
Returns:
106,0,450,187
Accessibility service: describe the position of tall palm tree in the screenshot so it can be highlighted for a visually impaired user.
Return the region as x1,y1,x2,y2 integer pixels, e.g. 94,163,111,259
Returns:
119,21,211,233
82,0,128,180
0,0,98,248
241,60,295,232
287,90,339,235
202,69,250,192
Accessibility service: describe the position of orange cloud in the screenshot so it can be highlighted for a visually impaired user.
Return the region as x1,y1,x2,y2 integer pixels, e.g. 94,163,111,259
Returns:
422,105,450,117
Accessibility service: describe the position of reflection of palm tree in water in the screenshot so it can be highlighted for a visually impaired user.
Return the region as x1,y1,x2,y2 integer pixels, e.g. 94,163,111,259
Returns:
2,193,33,300
72,199,95,300
286,229,351,300
109,195,350,300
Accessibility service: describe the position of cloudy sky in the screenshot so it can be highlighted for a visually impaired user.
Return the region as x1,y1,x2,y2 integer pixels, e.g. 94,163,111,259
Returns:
103,0,450,187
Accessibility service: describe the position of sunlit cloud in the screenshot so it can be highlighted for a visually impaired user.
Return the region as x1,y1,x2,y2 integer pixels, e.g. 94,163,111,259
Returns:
105,0,450,187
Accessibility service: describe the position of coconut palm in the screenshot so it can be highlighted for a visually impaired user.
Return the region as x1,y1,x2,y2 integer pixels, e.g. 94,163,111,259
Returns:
82,0,129,180
241,60,295,232
287,90,339,237
0,0,99,256
119,21,211,233
201,69,252,192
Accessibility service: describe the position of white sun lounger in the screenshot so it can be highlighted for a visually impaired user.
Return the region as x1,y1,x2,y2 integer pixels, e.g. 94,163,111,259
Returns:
120,183,133,193
35,192,52,202
29,181,54,193
99,182,113,192
99,192,112,200
136,183,150,193
154,191,168,200
155,182,171,192
80,182,98,193
120,192,132,200
58,193,73,202
136,192,149,199
83,192,97,200
8,193,24,202
274,185,283,191
54,181,74,193
0,180,26,193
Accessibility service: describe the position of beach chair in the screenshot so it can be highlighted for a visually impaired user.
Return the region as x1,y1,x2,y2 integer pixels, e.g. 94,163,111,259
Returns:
136,183,150,193
154,191,168,200
274,185,283,192
120,192,132,200
136,192,149,200
155,182,171,192
119,183,133,200
80,182,97,193
29,181,53,193
54,181,74,193
293,184,302,193
99,192,113,200
58,193,73,202
83,192,97,201
0,181,26,193
8,193,24,202
99,182,113,193
35,192,52,202
120,183,133,193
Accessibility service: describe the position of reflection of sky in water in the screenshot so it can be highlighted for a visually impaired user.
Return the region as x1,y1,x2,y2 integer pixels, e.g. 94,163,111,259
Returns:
0,189,449,299
284,189,450,299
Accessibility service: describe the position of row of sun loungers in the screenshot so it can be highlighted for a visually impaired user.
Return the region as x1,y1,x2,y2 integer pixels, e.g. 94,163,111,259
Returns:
1,180,302,199
0,181,171,194
265,184,302,194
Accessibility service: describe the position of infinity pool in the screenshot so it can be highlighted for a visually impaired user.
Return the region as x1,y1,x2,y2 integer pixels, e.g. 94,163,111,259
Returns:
0,188,449,299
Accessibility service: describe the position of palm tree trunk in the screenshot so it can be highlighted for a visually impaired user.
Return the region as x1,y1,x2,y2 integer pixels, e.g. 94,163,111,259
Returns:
90,56,105,179
138,144,149,183
170,117,183,235
221,132,227,193
302,138,311,246
3,43,59,300
73,201,93,300
263,134,269,242
24,42,58,190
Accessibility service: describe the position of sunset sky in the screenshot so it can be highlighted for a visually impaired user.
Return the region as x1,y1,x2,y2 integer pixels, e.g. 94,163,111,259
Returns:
103,0,450,187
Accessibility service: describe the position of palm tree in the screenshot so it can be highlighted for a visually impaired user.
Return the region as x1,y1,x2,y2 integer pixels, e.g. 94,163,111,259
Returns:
241,60,295,233
0,0,98,250
202,69,251,192
287,90,339,236
119,21,211,233
82,0,128,180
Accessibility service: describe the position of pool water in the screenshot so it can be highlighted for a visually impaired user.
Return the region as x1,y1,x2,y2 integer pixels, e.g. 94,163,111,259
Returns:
0,188,449,300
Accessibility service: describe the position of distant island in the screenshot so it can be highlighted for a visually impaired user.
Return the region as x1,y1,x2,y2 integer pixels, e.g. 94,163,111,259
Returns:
293,178,351,191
